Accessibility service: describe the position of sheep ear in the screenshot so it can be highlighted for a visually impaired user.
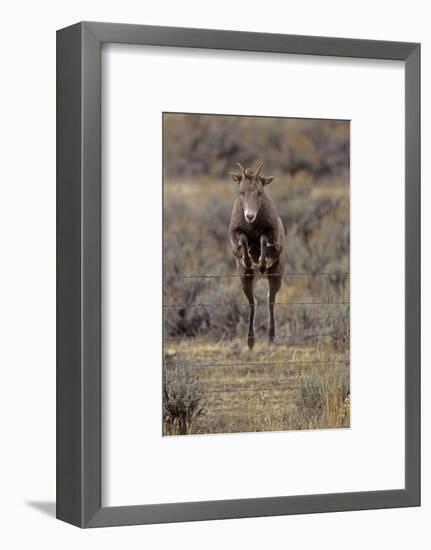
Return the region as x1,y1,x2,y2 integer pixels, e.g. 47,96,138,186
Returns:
260,176,273,186
230,172,242,183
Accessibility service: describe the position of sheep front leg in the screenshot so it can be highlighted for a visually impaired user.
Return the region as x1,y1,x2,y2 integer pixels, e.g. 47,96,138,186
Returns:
238,233,252,269
259,234,268,273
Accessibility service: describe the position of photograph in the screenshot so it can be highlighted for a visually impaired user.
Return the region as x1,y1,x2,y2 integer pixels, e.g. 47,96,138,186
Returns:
162,112,350,436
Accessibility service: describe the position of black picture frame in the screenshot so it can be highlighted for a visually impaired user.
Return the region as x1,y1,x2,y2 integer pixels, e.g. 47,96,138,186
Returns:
57,21,421,528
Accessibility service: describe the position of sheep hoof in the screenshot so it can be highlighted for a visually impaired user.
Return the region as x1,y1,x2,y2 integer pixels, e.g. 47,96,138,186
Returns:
247,335,255,350
243,256,252,269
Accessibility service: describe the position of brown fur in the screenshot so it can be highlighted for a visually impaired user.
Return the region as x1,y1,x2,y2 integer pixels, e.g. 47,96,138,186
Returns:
228,163,286,349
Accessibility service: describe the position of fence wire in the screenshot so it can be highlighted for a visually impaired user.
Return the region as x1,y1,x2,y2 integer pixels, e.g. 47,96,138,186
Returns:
168,272,350,279
164,358,349,371
165,330,347,344
164,301,349,308
164,272,349,307
204,385,306,394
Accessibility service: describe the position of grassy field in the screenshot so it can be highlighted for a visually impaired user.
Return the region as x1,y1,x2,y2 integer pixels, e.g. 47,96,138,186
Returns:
163,339,349,435
164,172,350,435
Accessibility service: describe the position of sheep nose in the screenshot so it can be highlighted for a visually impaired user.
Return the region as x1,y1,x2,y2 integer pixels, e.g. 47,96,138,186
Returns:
245,213,255,222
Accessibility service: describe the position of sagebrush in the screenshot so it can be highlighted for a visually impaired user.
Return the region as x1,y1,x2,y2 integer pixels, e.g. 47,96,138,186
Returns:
163,360,206,435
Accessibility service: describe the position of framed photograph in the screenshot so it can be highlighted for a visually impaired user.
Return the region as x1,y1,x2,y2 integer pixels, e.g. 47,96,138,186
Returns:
57,21,420,527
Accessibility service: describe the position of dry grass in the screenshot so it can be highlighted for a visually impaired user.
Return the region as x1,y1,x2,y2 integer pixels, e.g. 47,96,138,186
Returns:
163,338,349,435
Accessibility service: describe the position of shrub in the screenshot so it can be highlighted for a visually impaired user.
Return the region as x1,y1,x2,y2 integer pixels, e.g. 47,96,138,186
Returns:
163,360,206,435
292,363,350,429
319,304,350,351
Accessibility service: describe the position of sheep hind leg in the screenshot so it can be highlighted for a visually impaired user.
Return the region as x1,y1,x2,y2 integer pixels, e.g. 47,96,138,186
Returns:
268,273,282,344
240,273,256,350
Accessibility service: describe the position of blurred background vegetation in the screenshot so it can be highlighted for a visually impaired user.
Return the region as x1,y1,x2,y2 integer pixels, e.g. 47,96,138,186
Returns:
163,112,350,436
164,113,349,180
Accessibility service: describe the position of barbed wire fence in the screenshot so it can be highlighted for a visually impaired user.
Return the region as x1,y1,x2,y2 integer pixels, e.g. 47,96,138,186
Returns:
171,272,350,278
164,301,349,308
163,271,350,396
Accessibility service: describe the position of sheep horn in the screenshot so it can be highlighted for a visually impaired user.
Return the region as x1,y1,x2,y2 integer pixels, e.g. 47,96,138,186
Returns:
255,162,264,177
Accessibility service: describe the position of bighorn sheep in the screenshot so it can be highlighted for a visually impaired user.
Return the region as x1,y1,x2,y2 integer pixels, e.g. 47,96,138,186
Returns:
229,163,286,350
